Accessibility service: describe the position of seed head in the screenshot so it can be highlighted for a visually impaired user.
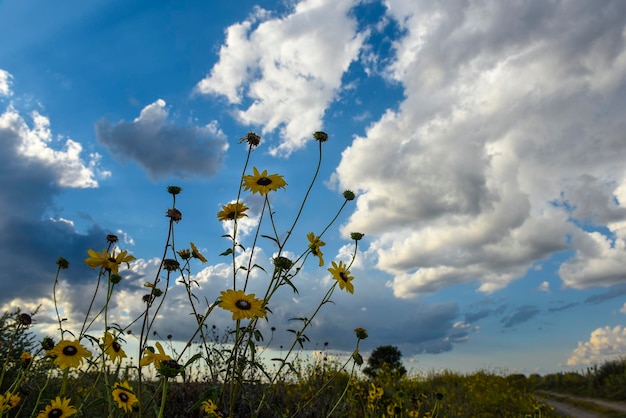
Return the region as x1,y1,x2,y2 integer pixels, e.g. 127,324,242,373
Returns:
313,131,328,142
56,257,70,269
167,186,182,195
343,190,355,201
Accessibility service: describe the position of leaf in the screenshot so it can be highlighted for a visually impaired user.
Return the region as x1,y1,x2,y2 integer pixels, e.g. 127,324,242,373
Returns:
251,263,267,274
184,353,203,368
219,248,233,256
261,234,279,244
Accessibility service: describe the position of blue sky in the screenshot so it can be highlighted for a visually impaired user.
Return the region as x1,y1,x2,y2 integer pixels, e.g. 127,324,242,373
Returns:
2,0,626,375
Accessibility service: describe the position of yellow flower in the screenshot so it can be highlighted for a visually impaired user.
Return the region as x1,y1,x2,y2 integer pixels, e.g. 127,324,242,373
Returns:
307,232,326,267
103,332,127,364
242,167,287,195
112,381,138,413
139,342,172,368
368,383,383,402
190,242,208,263
36,396,77,418
0,392,20,412
202,399,222,417
20,351,32,363
217,202,249,221
219,289,266,320
84,249,135,274
328,261,355,294
48,340,92,370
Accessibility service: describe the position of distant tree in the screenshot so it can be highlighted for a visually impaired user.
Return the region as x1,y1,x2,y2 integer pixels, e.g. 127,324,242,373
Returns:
363,345,406,379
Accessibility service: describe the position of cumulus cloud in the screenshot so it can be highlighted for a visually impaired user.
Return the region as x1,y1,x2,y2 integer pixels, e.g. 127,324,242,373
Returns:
567,325,626,366
0,69,13,97
95,99,228,180
0,70,110,305
195,0,367,155
333,1,626,297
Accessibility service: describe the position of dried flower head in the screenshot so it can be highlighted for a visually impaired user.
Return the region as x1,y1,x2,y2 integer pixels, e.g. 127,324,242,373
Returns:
17,313,32,326
313,131,328,142
41,337,55,351
110,274,122,284
350,232,365,241
240,131,261,147
343,190,355,201
106,234,119,243
56,257,70,269
167,186,182,195
273,256,293,270
166,208,182,223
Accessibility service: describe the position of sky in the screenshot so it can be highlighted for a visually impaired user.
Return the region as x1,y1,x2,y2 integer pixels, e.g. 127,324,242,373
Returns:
2,0,626,376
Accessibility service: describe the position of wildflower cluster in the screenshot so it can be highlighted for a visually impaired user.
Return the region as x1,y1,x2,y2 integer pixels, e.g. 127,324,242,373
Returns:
0,130,373,418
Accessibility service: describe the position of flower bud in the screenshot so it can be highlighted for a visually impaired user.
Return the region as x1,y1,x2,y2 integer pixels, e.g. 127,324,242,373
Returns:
343,190,355,201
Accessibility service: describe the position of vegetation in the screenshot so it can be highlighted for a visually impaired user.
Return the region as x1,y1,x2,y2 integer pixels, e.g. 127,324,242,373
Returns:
363,345,407,379
0,129,615,417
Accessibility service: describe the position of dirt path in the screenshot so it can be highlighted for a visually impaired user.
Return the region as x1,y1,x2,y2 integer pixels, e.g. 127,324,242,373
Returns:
536,396,601,418
536,390,626,417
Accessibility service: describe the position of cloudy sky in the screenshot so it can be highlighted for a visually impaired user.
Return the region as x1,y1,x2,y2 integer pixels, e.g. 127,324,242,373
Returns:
2,0,626,375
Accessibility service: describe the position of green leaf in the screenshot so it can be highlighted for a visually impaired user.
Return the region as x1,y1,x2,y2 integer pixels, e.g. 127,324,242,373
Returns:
219,248,233,256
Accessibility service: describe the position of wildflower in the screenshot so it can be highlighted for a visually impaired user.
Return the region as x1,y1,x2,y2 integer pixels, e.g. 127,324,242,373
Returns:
158,359,184,378
307,232,326,267
328,261,355,294
20,352,32,366
167,185,182,195
273,256,293,270
368,383,383,402
343,190,355,201
219,289,266,321
163,258,180,271
48,340,92,370
84,249,135,274
166,208,182,222
313,131,328,142
190,242,208,263
17,313,32,326
41,336,55,351
140,342,173,368
240,131,261,147
177,248,191,260
103,332,127,364
0,392,20,412
217,202,249,221
242,167,287,195
112,381,138,413
354,327,368,340
350,232,365,241
202,399,222,417
36,396,77,418
56,257,69,269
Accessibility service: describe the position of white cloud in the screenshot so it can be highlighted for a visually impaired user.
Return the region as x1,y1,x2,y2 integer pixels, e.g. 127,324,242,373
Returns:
334,1,626,297
0,69,13,97
537,281,550,293
195,0,367,155
0,107,100,188
567,325,626,366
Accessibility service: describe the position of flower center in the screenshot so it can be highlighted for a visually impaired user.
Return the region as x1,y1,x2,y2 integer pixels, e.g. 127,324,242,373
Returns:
108,257,117,263
48,408,63,418
256,177,272,186
339,272,349,282
62,345,78,356
112,341,121,353
119,392,129,403
235,300,252,310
